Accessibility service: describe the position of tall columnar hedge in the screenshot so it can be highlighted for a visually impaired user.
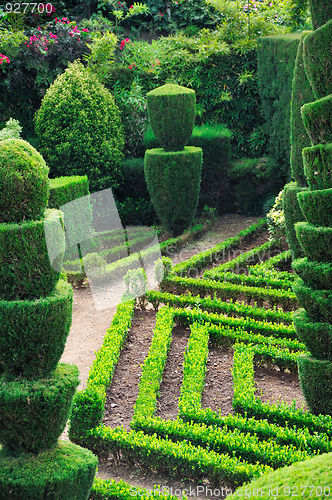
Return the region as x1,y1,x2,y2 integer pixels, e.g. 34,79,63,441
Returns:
292,15,332,416
0,140,97,497
144,84,202,236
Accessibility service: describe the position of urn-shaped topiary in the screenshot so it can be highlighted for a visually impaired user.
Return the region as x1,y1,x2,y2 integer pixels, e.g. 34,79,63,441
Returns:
0,139,49,224
146,84,196,152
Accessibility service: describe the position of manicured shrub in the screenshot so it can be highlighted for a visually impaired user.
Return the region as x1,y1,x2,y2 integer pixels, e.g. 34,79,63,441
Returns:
294,309,332,361
308,0,332,29
282,182,305,259
0,363,79,454
293,257,332,289
48,175,90,209
302,143,332,190
0,441,98,500
34,60,124,193
298,356,332,415
0,280,73,378
146,84,195,152
0,139,49,223
144,147,202,236
301,94,332,145
297,187,332,225
293,279,332,323
295,221,332,262
0,209,65,301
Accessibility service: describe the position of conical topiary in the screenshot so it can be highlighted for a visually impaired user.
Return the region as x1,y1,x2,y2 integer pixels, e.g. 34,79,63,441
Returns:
0,139,97,498
292,15,332,416
144,84,202,236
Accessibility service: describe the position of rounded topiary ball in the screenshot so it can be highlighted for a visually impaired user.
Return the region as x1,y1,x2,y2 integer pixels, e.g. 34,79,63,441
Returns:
147,84,196,152
34,60,124,193
0,139,49,224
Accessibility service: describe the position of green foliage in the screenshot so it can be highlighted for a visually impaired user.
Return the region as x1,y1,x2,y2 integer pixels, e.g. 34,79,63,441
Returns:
302,94,332,146
84,30,117,84
298,356,332,415
90,478,181,500
0,280,73,378
154,257,172,285
293,278,332,323
266,190,286,244
34,60,124,193
283,181,305,259
0,363,79,454
0,139,49,224
302,143,332,190
0,441,97,500
0,118,22,140
0,210,65,301
257,34,303,176
297,187,332,226
293,257,332,290
308,0,332,30
295,221,332,262
48,176,90,209
146,84,196,151
123,268,148,309
294,308,332,361
144,147,202,235
290,32,314,186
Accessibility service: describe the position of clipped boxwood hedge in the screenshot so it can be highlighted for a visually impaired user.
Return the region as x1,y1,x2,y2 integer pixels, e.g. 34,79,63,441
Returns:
0,209,65,301
293,257,332,289
302,143,332,190
295,221,332,262
282,182,305,260
301,94,332,146
0,280,73,378
293,278,332,323
294,309,332,361
0,363,79,454
297,187,332,226
298,356,332,415
48,175,90,209
0,440,97,500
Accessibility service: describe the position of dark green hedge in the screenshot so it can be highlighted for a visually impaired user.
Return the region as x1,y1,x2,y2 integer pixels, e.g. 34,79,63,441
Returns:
295,221,332,262
144,124,232,213
0,280,73,378
298,355,332,415
293,278,332,323
301,94,332,145
303,19,332,99
48,175,90,209
303,143,332,190
144,147,202,235
297,187,332,226
294,309,332,361
308,0,332,29
0,363,79,454
0,441,97,500
293,256,332,289
257,33,303,176
283,182,305,260
146,84,195,152
0,209,65,301
290,32,314,186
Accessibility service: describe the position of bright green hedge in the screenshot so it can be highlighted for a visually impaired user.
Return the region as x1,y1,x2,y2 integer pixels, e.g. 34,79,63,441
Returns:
293,257,332,289
302,143,332,190
0,209,65,301
144,147,202,236
0,441,97,500
0,280,73,378
298,356,332,415
48,175,90,209
283,182,305,259
0,363,79,454
297,187,332,225
294,308,332,361
295,221,332,261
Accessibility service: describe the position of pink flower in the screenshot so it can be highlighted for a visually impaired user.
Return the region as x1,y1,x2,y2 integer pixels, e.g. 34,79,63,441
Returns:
129,4,133,8
129,64,132,69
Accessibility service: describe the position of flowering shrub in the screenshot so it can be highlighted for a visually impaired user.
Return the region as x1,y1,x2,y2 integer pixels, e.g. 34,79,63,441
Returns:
0,53,10,70
266,190,286,244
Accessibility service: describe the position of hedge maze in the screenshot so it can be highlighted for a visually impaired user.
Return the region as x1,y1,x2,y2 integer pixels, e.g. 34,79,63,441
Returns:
68,220,332,498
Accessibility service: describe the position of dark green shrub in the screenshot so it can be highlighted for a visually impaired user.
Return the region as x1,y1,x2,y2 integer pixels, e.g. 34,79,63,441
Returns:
298,355,332,415
282,182,305,259
0,139,49,224
0,280,73,378
0,441,97,500
144,147,202,236
257,33,303,176
0,210,65,301
293,257,332,289
293,279,332,323
146,84,195,152
303,143,332,189
48,176,90,209
0,363,79,454
303,19,332,99
295,221,332,262
308,0,332,30
34,60,125,193
69,387,106,445
297,187,332,226
290,32,314,187
294,309,332,361
301,94,332,145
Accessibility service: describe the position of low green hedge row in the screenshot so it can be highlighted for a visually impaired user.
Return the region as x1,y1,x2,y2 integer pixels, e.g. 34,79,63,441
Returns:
293,257,332,290
48,175,90,210
172,219,267,276
133,307,174,421
249,250,292,272
90,478,183,500
147,290,294,324
295,221,332,262
294,309,332,361
293,279,332,323
231,343,332,435
202,269,294,291
173,307,297,340
162,276,298,310
69,299,135,443
203,240,279,277
87,426,273,488
132,417,310,470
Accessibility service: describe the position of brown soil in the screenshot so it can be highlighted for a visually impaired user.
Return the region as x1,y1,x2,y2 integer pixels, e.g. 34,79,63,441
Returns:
59,214,305,499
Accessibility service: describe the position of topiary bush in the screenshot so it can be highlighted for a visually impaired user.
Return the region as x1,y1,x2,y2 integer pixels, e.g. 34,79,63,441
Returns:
0,139,49,224
34,60,125,193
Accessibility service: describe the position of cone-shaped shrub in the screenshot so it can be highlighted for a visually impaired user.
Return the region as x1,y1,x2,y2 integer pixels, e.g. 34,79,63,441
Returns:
144,84,202,236
0,142,97,496
293,13,332,416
